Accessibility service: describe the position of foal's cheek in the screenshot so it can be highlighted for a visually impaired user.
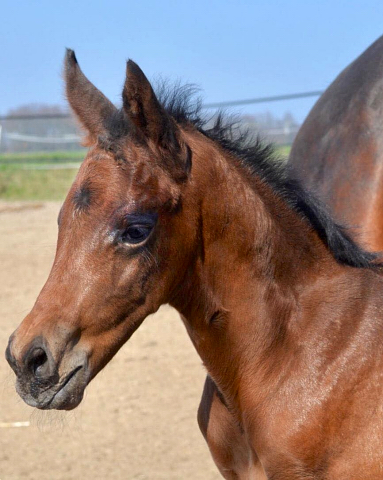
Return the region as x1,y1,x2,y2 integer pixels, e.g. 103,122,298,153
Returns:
104,254,156,308
110,258,138,291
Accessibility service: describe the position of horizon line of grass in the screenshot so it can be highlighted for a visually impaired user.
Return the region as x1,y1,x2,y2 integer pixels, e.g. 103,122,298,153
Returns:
0,150,86,164
0,146,291,201
0,145,291,165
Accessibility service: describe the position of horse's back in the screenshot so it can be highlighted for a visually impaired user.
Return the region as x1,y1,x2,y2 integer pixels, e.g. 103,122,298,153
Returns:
289,35,383,251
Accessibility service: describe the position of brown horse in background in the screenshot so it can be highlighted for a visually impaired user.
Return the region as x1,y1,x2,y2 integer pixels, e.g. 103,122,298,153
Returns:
289,34,383,252
6,51,383,479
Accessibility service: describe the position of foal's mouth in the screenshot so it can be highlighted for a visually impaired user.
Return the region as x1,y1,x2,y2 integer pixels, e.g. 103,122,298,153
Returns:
17,365,87,411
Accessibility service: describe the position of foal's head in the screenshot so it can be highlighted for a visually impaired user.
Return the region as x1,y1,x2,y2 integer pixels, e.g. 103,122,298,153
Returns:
6,51,200,410
7,51,377,412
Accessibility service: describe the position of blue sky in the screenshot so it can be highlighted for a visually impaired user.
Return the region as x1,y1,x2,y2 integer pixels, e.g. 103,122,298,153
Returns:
1,0,383,121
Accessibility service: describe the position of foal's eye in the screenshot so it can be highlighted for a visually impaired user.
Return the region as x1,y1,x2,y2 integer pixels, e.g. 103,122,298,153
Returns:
121,224,153,244
118,213,157,246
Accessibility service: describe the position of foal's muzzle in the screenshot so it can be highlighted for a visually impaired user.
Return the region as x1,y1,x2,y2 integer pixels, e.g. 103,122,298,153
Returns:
6,335,87,410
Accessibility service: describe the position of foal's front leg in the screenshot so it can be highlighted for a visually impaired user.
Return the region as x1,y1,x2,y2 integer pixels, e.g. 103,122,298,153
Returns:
197,375,267,480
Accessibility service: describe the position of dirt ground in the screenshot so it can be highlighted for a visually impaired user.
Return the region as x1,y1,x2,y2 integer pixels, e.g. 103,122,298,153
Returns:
0,202,220,480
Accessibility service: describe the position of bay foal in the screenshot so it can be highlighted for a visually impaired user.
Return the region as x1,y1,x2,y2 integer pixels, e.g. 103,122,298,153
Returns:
6,51,383,479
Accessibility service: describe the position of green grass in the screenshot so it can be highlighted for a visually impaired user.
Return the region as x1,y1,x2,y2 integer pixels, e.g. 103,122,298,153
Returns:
275,145,291,159
0,164,78,201
0,151,84,200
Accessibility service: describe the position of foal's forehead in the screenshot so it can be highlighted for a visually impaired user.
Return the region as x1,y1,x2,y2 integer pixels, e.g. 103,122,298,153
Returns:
69,147,181,215
70,152,127,209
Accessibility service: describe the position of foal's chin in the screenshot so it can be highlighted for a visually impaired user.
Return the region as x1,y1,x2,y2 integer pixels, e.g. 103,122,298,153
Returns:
16,366,88,411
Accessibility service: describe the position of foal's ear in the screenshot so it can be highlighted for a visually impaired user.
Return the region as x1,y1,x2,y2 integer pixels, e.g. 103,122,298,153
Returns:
122,60,191,178
64,49,117,144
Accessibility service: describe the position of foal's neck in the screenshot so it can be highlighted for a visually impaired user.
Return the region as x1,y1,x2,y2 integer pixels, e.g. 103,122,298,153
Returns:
172,134,347,406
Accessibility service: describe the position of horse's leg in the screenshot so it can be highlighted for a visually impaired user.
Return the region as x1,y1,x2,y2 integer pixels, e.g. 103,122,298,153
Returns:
198,375,266,480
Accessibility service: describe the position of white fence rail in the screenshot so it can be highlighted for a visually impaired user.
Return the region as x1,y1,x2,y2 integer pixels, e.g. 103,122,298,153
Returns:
0,117,302,155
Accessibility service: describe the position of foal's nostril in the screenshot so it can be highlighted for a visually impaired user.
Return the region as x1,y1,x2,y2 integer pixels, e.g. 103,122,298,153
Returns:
26,347,48,377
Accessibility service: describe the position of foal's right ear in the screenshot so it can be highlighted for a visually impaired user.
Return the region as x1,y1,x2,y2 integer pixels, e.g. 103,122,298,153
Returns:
123,60,192,179
64,49,117,144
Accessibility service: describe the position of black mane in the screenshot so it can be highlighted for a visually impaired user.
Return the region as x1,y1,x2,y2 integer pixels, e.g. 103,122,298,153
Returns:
156,83,380,269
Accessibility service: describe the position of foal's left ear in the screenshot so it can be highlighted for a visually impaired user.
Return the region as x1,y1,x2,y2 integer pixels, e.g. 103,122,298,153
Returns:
122,60,191,179
65,49,117,145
